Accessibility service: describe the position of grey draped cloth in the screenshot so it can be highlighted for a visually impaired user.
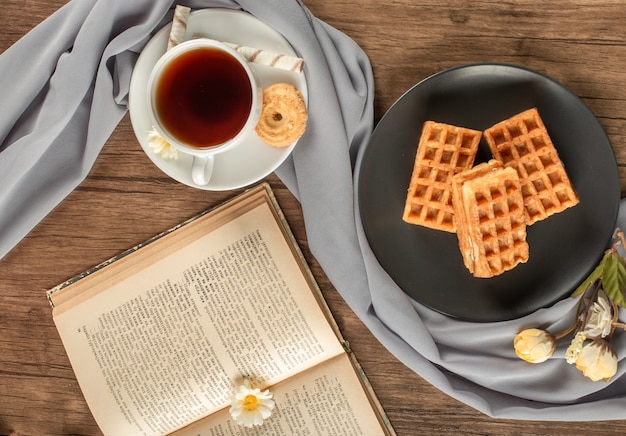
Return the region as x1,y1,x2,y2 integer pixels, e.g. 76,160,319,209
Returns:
2,0,626,421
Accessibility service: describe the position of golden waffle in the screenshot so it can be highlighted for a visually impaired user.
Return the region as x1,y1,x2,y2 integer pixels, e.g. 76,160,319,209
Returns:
452,162,529,278
451,159,502,274
483,108,579,225
403,121,482,232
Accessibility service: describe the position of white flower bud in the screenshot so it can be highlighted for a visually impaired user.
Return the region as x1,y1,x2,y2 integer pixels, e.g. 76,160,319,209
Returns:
575,339,618,382
513,328,556,363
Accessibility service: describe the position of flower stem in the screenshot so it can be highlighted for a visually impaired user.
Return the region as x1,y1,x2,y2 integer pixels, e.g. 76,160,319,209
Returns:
555,323,577,340
612,322,626,331
554,290,588,340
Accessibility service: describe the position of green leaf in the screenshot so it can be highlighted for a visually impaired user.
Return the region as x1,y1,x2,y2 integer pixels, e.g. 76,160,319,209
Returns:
571,256,605,298
602,252,626,308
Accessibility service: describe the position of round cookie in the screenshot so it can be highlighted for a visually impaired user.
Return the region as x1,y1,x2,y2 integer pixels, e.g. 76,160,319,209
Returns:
255,83,308,147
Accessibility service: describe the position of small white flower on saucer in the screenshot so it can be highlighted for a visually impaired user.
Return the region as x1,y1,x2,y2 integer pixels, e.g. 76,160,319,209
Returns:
229,379,275,428
147,128,178,159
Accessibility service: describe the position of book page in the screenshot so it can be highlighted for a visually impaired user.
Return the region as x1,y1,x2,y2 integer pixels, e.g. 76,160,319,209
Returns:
172,354,390,436
51,193,344,436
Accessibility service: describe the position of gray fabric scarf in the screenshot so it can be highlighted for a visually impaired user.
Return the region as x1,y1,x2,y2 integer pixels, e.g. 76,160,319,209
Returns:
1,0,625,421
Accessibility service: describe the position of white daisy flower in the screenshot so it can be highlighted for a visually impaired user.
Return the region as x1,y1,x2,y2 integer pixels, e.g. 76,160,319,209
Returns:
229,379,275,428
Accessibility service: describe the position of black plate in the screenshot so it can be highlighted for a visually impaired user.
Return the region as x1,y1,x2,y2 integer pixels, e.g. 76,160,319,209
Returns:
356,63,620,322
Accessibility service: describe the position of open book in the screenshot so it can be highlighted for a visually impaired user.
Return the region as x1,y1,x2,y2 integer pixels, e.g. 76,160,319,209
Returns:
47,183,395,436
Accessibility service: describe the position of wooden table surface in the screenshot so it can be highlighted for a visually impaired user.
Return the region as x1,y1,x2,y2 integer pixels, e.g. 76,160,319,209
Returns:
2,1,626,435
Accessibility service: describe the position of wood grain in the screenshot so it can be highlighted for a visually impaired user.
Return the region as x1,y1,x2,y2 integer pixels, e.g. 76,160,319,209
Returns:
2,1,626,435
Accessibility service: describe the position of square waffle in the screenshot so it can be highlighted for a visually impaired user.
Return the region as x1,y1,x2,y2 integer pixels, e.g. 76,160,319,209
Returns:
452,162,529,278
403,121,482,232
483,108,579,225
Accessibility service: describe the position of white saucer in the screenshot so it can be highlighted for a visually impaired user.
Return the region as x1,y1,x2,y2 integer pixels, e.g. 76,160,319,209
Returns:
129,9,308,190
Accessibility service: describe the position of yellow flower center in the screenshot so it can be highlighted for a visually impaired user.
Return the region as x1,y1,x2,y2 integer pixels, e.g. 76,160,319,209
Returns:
243,394,259,410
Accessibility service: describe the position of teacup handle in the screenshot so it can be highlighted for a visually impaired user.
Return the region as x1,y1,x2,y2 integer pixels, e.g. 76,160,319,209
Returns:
191,155,215,186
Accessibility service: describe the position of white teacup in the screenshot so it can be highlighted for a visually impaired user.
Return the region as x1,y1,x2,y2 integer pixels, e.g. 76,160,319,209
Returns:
147,39,261,186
